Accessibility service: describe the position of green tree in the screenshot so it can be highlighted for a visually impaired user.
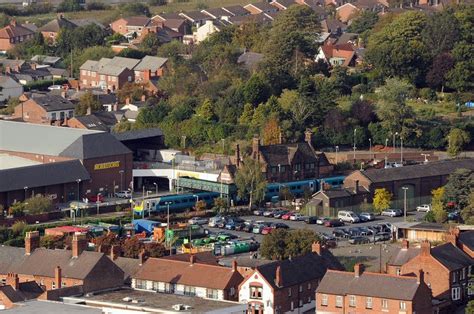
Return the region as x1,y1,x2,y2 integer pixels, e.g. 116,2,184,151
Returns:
447,128,470,157
0,97,20,115
75,91,103,115
23,195,53,214
444,168,474,210
422,10,459,57
462,192,474,224
373,188,392,213
235,157,267,209
40,235,65,249
11,221,27,237
285,229,319,258
260,228,288,260
213,198,229,214
366,11,430,84
117,3,150,17
467,298,474,314
140,33,161,55
57,0,83,12
144,242,165,258
195,98,215,121
242,74,270,106
347,11,379,34
194,200,207,212
431,187,447,223
0,13,10,28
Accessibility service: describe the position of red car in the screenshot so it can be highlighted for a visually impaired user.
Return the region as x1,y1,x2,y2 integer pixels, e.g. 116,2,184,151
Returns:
281,212,293,220
87,194,104,203
324,219,344,227
261,226,273,235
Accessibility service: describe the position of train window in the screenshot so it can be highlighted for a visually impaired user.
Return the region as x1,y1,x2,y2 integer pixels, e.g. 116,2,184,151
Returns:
188,198,194,202
290,186,296,190
203,196,210,200
296,185,301,189
175,200,181,204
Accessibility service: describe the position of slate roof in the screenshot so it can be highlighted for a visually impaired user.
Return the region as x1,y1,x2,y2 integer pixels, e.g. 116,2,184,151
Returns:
245,2,278,12
360,159,474,184
431,243,473,271
112,256,141,284
0,23,34,39
202,8,230,19
122,16,151,27
0,159,90,192
60,132,131,159
71,115,109,131
0,75,22,89
162,251,220,265
39,16,77,33
222,5,250,16
256,251,343,289
29,93,75,112
388,247,420,266
459,231,474,251
259,142,319,166
317,270,422,300
0,285,25,303
133,258,244,290
179,11,211,22
112,128,163,142
271,0,297,9
133,55,168,72
93,111,121,126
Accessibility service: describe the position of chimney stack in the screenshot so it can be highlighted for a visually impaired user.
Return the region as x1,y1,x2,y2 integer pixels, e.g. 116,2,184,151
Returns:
232,259,237,272
252,135,260,159
312,241,322,255
72,233,87,258
445,231,458,247
6,273,19,290
354,180,359,194
141,94,146,102
402,239,409,250
354,263,364,278
275,265,282,287
304,129,313,147
416,269,424,284
55,266,62,289
190,254,196,265
235,144,240,167
278,131,283,144
420,240,431,257
25,231,40,255
138,249,147,266
10,20,17,27
110,245,120,260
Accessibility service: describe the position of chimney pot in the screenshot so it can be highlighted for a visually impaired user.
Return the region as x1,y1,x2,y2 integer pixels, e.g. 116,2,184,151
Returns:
55,266,62,289
420,240,431,257
275,265,282,287
402,239,409,249
312,241,322,255
354,263,364,278
25,231,40,255
6,273,19,290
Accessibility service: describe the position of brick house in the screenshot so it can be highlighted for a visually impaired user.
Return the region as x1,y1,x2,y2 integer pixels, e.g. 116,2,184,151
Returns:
238,242,343,313
458,230,474,258
12,93,75,124
39,15,77,43
316,264,433,314
132,255,243,301
110,16,151,37
316,43,357,67
249,130,333,183
335,3,359,22
0,232,124,293
306,184,370,216
0,21,35,53
244,2,280,14
388,236,473,306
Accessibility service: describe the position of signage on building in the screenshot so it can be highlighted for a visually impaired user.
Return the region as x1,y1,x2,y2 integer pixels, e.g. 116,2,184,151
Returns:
94,161,120,170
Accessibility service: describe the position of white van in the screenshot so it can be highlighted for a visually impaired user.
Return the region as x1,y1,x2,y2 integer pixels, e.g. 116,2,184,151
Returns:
208,216,224,227
338,211,360,223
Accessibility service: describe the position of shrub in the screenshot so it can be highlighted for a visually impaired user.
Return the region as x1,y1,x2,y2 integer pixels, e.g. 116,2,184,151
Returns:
11,221,27,236
418,88,437,101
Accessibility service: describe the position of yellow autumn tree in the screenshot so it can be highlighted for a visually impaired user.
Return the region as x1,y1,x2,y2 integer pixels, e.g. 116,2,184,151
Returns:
431,187,447,223
373,188,392,213
262,118,281,145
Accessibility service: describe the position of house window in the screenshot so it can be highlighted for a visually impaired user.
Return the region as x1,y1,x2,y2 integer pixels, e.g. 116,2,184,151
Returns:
164,283,174,293
152,281,159,291
290,301,294,310
366,297,373,309
100,75,105,80
307,283,311,290
453,272,457,283
68,110,73,118
349,295,356,307
207,289,219,299
468,282,474,296
294,163,301,171
128,76,132,82
51,112,57,120
452,287,461,301
299,299,303,307
230,287,235,296
60,111,65,120
288,288,292,297
250,286,262,299
400,301,407,310
135,279,146,289
299,285,303,292
271,167,278,174
184,286,196,296
396,268,401,276
321,294,328,306
336,296,343,308
461,268,466,280
382,299,388,309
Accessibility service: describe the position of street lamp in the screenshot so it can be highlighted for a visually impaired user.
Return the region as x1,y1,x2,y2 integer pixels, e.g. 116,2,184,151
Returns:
193,194,199,204
76,179,81,201
153,182,158,195
119,170,124,191
400,135,403,164
96,193,101,216
24,186,28,200
335,146,339,164
165,201,172,256
402,187,408,222
369,138,372,158
384,138,389,167
353,129,357,161
393,132,398,153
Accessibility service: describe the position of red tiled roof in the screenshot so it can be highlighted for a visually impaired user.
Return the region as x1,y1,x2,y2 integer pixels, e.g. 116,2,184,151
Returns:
0,23,34,39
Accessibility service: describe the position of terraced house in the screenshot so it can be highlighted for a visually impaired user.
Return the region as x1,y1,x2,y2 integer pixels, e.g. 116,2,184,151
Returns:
0,21,34,53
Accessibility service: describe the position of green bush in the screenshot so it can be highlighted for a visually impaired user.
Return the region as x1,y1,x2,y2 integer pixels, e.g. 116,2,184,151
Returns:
418,88,437,101
4,237,24,247
24,79,68,92
11,221,27,237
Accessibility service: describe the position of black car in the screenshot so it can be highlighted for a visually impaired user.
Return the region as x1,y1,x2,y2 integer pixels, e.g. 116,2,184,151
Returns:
333,228,350,238
348,236,370,244
242,222,254,233
271,222,289,229
305,216,318,224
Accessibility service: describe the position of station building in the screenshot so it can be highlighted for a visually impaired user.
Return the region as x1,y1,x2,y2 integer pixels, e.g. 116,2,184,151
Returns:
0,120,132,207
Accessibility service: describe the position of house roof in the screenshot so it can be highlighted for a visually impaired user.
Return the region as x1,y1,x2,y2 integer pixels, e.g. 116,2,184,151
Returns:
245,2,277,12
161,251,220,265
21,23,38,33
0,285,25,304
153,12,183,21
112,56,142,70
93,111,121,126
202,8,230,19
70,19,105,29
121,16,151,27
70,115,109,131
359,159,474,184
317,270,422,300
257,252,343,290
133,258,244,290
0,75,22,89
134,55,168,72
223,5,249,16
112,256,141,283
259,142,319,166
179,11,211,22
28,93,75,112
237,51,264,69
321,18,347,33
0,23,34,39
271,0,297,9
60,132,131,159
112,128,163,142
39,16,77,33
388,247,420,266
161,18,186,31
459,231,474,252
0,159,90,192
431,243,473,271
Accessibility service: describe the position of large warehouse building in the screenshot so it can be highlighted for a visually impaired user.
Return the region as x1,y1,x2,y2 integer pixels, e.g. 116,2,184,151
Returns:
0,120,132,207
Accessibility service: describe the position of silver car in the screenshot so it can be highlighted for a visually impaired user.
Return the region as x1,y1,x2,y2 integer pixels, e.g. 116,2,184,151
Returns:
381,209,402,217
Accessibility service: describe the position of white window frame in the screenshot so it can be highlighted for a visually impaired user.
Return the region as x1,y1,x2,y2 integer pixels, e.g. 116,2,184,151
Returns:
366,297,373,309
321,294,328,306
336,295,343,308
382,299,388,309
400,301,406,310
461,268,466,280
452,287,461,301
349,295,356,307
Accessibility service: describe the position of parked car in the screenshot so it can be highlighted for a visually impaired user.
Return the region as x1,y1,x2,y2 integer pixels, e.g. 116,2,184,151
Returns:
261,226,273,235
281,212,293,220
333,228,350,238
348,236,370,244
253,209,264,216
381,209,402,217
252,222,270,234
289,213,303,221
271,223,289,230
447,211,461,221
188,217,208,225
87,194,104,202
209,216,225,227
338,210,360,223
416,204,431,212
316,217,331,225
305,216,318,224
359,227,374,236
263,210,276,217
115,190,131,198
324,219,345,227
242,221,254,233
374,232,391,242
319,232,337,248
273,210,288,219
359,212,375,222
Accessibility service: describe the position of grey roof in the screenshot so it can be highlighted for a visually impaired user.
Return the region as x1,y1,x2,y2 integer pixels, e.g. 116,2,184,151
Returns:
0,285,25,303
272,0,297,8
112,57,141,70
245,2,277,12
60,133,131,159
31,55,61,65
70,19,105,29
29,93,75,112
179,11,211,22
0,75,22,88
237,51,264,69
459,231,474,251
360,159,474,184
317,270,422,300
39,17,77,32
112,256,141,283
71,115,109,131
201,8,230,18
4,300,102,314
431,243,473,271
222,5,250,16
93,111,121,126
259,142,319,166
134,55,168,72
257,252,343,290
112,128,163,142
388,247,421,266
0,159,90,192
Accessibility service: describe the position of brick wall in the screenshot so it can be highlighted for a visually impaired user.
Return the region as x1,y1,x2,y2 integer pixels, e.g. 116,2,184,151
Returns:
12,99,48,124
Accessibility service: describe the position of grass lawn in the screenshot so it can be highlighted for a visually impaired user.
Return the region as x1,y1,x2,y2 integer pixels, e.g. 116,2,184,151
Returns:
151,0,260,14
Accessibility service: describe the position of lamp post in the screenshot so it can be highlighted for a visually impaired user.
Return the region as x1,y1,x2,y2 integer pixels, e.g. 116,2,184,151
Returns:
402,187,408,222
119,170,124,191
193,194,199,206
384,138,389,168
369,138,372,159
24,186,28,201
392,132,398,153
400,136,403,165
165,201,172,255
153,182,158,195
96,193,101,216
335,146,339,164
353,129,357,161
76,179,81,201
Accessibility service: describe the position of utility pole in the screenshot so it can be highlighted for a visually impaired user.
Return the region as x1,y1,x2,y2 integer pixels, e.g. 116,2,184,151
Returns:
402,187,408,222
